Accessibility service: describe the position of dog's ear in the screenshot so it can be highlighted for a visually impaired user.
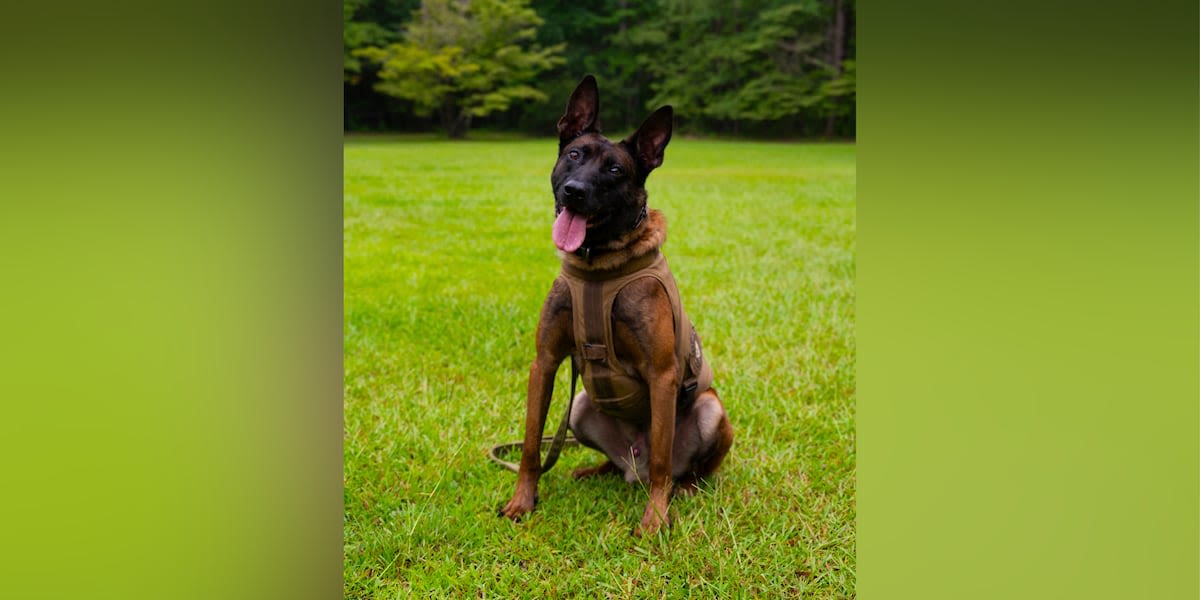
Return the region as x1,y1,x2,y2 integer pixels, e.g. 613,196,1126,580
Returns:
623,106,673,173
557,75,600,145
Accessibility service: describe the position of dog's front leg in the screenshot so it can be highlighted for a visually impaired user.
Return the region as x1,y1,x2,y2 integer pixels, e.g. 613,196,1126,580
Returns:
500,280,572,522
499,354,558,520
636,362,678,537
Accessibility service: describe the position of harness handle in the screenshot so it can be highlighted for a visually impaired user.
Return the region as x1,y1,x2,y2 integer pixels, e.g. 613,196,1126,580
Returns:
488,357,579,473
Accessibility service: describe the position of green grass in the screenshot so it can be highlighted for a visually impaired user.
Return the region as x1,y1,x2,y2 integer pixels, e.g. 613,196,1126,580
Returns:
344,135,856,598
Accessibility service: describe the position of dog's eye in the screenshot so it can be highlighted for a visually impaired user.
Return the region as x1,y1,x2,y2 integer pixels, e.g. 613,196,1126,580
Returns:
609,165,622,175
567,149,580,160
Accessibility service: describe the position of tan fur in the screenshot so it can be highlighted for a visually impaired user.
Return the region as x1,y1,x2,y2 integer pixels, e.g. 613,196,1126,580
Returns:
559,209,667,272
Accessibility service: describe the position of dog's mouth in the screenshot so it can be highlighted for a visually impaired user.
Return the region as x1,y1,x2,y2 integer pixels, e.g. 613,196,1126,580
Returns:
552,206,589,252
553,206,615,252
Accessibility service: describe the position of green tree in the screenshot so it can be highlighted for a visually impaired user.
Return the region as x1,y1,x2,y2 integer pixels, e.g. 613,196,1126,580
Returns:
529,0,659,132
344,0,419,83
628,0,855,136
357,0,564,138
345,0,389,83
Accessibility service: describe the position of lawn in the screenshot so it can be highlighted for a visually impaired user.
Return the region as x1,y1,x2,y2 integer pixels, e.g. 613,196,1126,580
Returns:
344,134,856,598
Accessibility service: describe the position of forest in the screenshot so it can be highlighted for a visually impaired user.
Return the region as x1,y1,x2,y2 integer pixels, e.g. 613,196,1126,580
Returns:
344,0,855,138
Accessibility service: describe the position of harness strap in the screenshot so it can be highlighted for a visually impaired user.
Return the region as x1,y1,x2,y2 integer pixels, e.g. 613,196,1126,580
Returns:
561,249,659,282
580,278,614,400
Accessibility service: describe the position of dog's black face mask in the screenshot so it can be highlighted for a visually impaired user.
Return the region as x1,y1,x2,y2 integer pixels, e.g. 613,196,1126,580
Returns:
550,75,673,254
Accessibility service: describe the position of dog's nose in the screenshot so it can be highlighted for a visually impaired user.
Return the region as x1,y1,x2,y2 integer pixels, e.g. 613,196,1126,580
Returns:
562,180,586,201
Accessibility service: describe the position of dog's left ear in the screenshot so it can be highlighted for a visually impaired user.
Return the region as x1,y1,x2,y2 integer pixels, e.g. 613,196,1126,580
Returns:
558,75,600,146
623,106,673,173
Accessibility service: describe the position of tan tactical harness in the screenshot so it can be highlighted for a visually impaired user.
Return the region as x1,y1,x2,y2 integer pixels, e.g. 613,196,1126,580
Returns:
559,250,713,423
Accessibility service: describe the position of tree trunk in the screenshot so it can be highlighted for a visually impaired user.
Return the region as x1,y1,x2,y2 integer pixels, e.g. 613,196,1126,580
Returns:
447,112,471,139
440,98,471,139
824,0,846,138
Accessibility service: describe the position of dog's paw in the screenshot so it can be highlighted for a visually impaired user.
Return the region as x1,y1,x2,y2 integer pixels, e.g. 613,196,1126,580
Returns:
632,519,670,537
497,492,539,521
633,504,671,537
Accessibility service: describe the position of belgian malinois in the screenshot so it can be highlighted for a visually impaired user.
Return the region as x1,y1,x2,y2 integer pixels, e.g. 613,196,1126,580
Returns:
499,75,733,536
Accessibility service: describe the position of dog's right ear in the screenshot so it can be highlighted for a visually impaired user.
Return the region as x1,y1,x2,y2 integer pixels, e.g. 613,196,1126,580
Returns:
557,75,599,146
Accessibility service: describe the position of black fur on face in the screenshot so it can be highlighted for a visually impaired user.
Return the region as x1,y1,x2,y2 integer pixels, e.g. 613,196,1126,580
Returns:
551,134,646,246
551,75,673,250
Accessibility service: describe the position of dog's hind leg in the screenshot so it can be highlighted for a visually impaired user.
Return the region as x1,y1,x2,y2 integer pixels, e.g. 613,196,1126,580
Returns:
671,388,733,494
572,459,620,480
569,391,649,481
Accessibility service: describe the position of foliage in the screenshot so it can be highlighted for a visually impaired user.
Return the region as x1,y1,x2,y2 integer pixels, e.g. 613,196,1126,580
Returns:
344,136,856,596
345,0,854,137
528,0,663,133
343,0,418,83
818,58,856,122
627,0,853,132
355,0,564,137
344,0,389,82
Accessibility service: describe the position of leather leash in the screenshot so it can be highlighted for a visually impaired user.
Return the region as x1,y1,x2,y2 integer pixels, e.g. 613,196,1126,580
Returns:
488,357,579,473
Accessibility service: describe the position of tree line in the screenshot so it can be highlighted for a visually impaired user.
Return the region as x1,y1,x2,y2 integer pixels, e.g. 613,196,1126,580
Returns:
345,0,855,139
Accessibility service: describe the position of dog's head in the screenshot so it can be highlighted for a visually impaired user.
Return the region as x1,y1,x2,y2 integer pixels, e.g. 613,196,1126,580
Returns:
550,75,673,254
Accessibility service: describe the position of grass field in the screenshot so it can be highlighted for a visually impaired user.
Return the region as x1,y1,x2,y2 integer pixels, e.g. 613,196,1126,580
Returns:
344,134,856,598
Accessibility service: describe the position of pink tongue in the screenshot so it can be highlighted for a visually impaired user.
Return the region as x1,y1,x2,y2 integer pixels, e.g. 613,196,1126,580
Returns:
552,208,588,252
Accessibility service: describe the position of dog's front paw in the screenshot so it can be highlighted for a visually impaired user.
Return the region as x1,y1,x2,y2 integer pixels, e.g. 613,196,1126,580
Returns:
498,492,538,521
633,501,671,537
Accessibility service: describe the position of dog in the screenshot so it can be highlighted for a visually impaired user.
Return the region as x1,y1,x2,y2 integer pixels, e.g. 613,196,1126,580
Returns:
499,75,733,536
